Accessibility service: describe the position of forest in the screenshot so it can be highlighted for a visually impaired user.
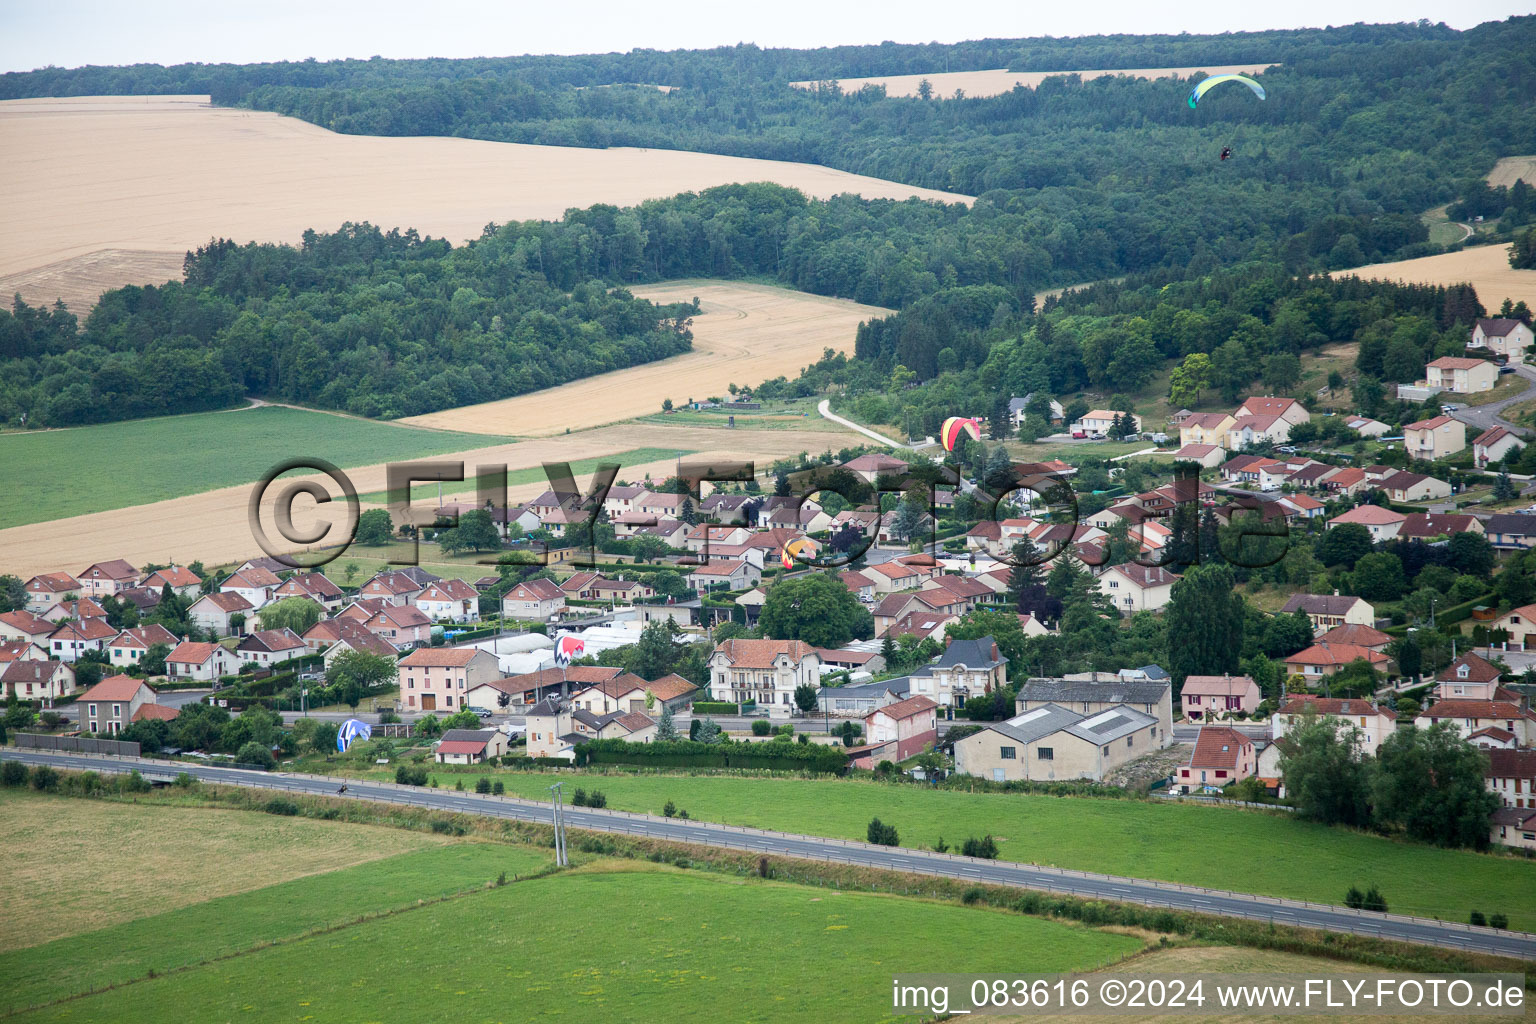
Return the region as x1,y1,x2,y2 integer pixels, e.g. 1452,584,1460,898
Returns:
0,224,694,426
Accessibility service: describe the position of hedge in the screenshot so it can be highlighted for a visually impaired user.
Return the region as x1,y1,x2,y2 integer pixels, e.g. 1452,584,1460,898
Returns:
575,737,847,773
1381,592,1494,637
691,701,744,715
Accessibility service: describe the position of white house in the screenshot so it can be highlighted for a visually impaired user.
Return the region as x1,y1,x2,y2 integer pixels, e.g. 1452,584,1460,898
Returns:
219,567,281,610
501,578,567,621
188,591,254,637
415,579,481,622
1071,410,1142,436
1096,563,1180,612
1271,696,1397,757
1474,426,1526,468
106,624,179,669
165,640,238,681
1470,318,1535,363
708,639,820,717
1424,356,1496,394
235,628,309,668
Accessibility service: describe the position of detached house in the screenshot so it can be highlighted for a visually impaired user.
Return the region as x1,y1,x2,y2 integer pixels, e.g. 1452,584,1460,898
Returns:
47,618,115,663
0,660,76,702
1397,512,1482,542
689,560,761,592
358,569,433,607
1280,594,1374,633
1489,603,1536,648
1417,698,1536,746
1424,356,1496,393
434,728,510,765
166,641,237,682
1097,563,1180,612
1180,675,1261,721
909,636,1009,709
0,609,58,646
76,559,139,597
708,639,820,716
1272,696,1397,756
107,624,179,668
24,572,80,613
78,675,156,734
501,578,567,621
1403,415,1466,461
1433,653,1502,700
235,628,308,668
1485,513,1536,552
415,579,481,622
1484,749,1536,808
140,565,202,598
1377,470,1453,503
1175,726,1256,794
1469,318,1535,363
219,567,281,610
864,695,939,762
1473,426,1526,468
1327,505,1406,542
188,591,254,637
400,647,504,714
1285,642,1391,681
271,571,345,611
1179,412,1236,448
361,604,433,649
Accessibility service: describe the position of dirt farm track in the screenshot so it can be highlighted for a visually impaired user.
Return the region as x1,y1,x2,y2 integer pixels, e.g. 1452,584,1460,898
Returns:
0,95,967,311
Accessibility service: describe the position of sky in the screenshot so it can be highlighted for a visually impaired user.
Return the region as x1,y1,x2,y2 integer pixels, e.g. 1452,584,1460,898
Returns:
0,0,1527,74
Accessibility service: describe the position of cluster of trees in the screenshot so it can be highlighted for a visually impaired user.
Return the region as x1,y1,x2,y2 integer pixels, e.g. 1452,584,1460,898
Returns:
572,618,709,688
119,703,289,756
0,225,695,427
1449,177,1536,235
1280,716,1500,849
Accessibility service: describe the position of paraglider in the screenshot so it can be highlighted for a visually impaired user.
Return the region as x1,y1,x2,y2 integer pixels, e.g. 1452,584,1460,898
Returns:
781,536,817,569
941,416,982,452
1219,146,1232,161
337,719,372,753
1187,73,1266,109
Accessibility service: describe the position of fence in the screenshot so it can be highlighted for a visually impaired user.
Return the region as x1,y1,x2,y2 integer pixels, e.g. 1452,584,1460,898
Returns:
15,733,140,757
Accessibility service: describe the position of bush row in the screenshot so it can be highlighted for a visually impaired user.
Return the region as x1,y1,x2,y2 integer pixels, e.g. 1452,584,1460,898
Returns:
576,737,847,773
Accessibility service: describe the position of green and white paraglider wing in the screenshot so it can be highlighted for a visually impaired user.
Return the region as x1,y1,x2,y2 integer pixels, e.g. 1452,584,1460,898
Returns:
1187,73,1266,109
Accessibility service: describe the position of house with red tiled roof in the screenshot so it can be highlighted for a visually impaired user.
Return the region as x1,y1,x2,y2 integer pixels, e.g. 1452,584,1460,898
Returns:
1417,698,1536,746
1398,512,1483,542
1271,696,1398,756
358,569,432,606
23,572,80,613
1179,412,1237,448
882,609,960,644
470,664,623,708
1228,413,1292,449
1327,504,1405,542
1235,396,1310,426
708,639,819,715
78,674,156,733
414,578,482,622
361,603,433,649
1316,623,1393,652
1284,642,1390,681
921,574,994,612
1376,470,1452,503
1280,593,1375,633
501,578,567,622
1432,653,1502,700
314,618,400,665
220,567,281,610
688,559,761,592
1175,726,1256,794
433,728,510,765
236,628,308,668
0,659,76,702
1424,355,1496,393
1097,563,1180,612
0,639,47,664
46,618,116,663
41,597,108,625
271,571,345,611
166,641,237,682
140,565,203,598
0,609,56,645
1180,675,1261,721
1474,425,1526,468
399,646,503,713
1484,749,1536,808
106,624,179,669
75,559,139,597
133,703,180,724
188,591,254,637
1276,493,1327,520
842,452,910,485
1403,415,1466,461
838,570,876,602
865,694,939,761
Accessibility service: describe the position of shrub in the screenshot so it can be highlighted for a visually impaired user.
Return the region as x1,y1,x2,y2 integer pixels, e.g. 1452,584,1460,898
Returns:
395,765,428,786
475,776,492,794
751,720,771,736
29,765,59,791
264,798,300,816
454,780,464,791
174,772,195,788
876,760,895,775
866,817,899,846
662,799,677,818
934,836,950,853
797,733,809,745
1362,887,1388,913
1344,886,1365,909
775,723,794,737
235,742,275,771
1470,910,1487,927
961,886,985,905
572,787,588,807
378,710,400,724
123,770,151,793
587,790,607,809
1,761,26,787
492,780,505,795
1490,912,1509,930
961,835,999,860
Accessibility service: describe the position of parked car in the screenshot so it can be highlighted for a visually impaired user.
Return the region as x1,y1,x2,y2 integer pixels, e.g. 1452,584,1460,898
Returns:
1071,430,1087,439
1151,432,1168,444
475,707,494,719
1500,366,1518,375
1441,404,1461,413
1275,445,1297,454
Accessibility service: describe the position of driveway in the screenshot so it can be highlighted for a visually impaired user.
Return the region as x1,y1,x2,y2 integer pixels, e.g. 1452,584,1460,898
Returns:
1448,365,1536,437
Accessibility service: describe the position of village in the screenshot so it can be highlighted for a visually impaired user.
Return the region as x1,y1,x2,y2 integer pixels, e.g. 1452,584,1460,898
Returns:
4,313,1536,855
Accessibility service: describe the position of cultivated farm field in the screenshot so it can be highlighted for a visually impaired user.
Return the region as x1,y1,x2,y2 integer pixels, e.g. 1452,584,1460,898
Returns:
1346,244,1536,313
397,770,1536,929
6,862,1140,1024
0,96,966,311
1487,155,1536,190
401,281,890,436
0,790,446,950
789,64,1278,99
0,405,509,530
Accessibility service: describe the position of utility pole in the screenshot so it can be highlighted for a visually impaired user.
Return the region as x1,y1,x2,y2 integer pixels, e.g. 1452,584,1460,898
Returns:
549,781,567,866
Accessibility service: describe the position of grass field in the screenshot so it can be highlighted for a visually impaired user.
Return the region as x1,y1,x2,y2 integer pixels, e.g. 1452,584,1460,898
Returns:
633,400,844,434
363,771,1536,929
8,863,1141,1024
1464,373,1529,407
0,790,445,949
0,405,509,529
0,837,548,1014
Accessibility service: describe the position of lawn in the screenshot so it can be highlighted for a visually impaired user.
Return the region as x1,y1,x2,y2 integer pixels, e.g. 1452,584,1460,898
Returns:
0,789,446,948
0,406,509,529
9,866,1142,1024
0,840,548,1014
1464,373,1531,407
634,401,845,433
366,770,1536,929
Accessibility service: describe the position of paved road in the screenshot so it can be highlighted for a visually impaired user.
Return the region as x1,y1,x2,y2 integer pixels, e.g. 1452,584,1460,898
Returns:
5,748,1530,959
1449,364,1536,437
818,399,909,449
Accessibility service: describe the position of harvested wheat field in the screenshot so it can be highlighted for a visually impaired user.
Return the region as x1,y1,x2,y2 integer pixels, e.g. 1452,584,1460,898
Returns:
791,64,1276,99
1487,155,1536,189
0,421,856,576
0,791,443,949
1346,244,1536,311
0,96,968,310
401,281,890,436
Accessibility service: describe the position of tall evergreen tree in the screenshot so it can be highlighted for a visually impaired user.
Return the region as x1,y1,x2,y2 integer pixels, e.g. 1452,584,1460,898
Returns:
1165,564,1245,692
